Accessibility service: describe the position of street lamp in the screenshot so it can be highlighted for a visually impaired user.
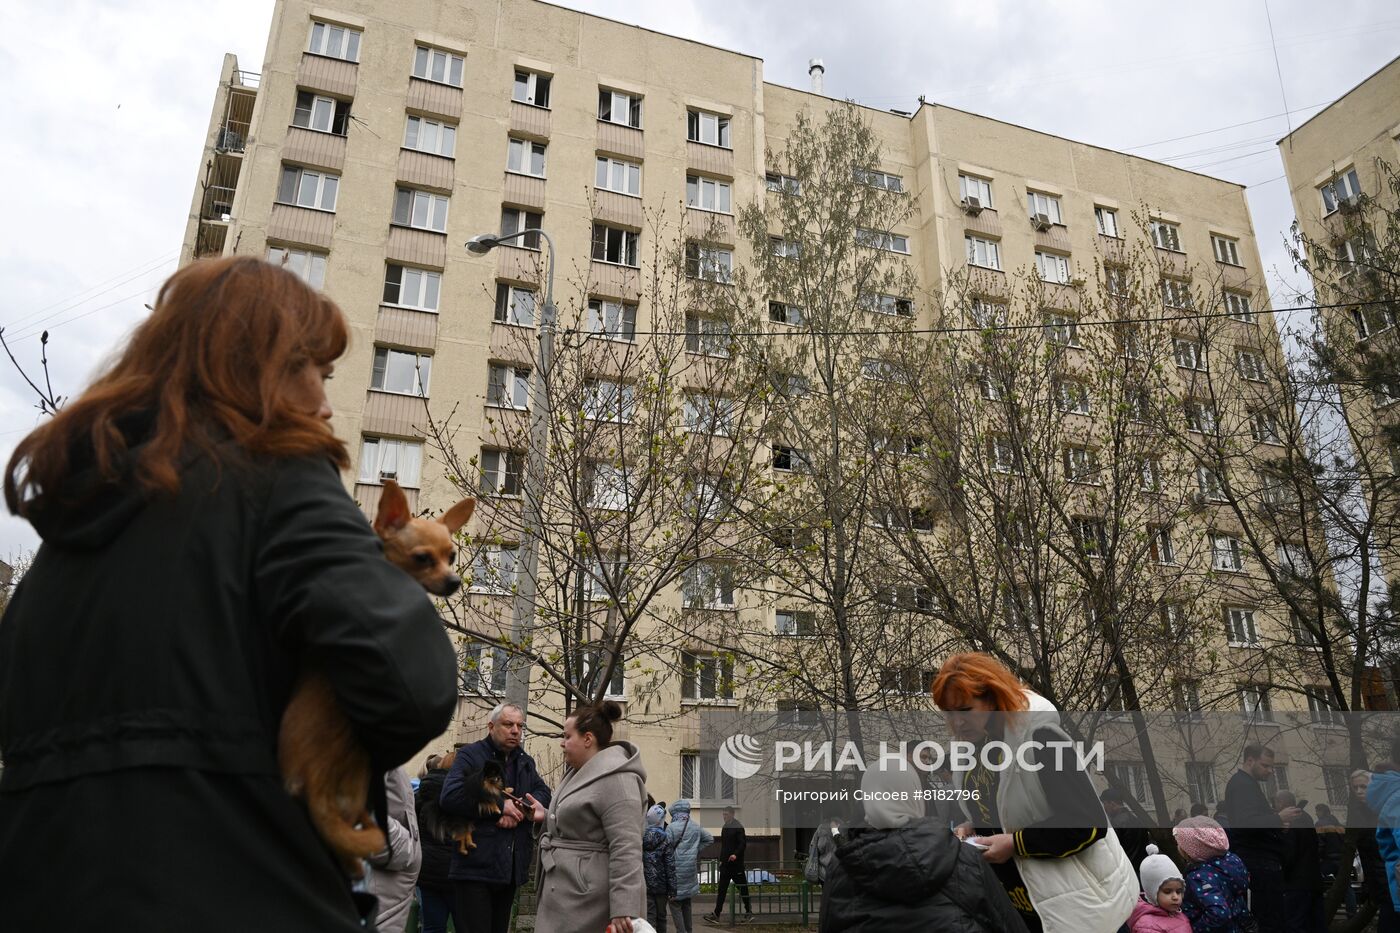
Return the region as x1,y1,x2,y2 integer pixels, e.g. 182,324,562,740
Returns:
465,228,556,716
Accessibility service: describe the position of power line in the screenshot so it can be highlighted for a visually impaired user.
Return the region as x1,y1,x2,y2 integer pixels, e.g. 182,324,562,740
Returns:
1125,103,1330,151
7,283,159,343
3,251,176,332
2,254,176,336
1263,0,1295,149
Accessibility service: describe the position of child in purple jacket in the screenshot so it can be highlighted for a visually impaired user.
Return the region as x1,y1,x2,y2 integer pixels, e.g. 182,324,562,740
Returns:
1173,817,1253,932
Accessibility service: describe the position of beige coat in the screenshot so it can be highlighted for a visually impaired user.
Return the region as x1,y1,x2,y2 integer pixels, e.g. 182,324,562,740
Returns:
533,741,647,933
367,767,422,933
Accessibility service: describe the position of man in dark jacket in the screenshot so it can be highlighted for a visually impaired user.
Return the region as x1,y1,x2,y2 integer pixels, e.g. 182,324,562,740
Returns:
1222,744,1302,933
441,703,552,933
706,806,753,922
1277,791,1324,933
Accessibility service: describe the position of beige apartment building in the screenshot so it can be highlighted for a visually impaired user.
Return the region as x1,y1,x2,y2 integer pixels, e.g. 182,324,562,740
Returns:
183,0,1321,854
1278,54,1400,590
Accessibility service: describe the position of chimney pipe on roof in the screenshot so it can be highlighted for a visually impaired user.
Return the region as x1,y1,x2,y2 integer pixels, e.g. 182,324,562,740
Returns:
809,58,825,95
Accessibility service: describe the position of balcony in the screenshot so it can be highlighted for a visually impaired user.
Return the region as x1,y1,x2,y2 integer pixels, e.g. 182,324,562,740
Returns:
376,305,439,351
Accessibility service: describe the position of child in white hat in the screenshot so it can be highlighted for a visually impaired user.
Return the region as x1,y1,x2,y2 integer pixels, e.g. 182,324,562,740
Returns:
1128,844,1190,932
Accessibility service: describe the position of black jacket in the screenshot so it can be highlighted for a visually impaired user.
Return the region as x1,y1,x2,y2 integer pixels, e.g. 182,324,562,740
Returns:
819,819,1030,933
416,767,457,889
1223,769,1287,865
1283,809,1323,893
720,818,748,865
441,734,552,885
0,449,458,931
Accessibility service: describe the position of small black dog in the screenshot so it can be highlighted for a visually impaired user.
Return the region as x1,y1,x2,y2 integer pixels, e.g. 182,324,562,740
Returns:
421,759,511,853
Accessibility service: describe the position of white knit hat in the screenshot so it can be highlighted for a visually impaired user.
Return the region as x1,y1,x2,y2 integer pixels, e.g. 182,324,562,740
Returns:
1138,844,1183,902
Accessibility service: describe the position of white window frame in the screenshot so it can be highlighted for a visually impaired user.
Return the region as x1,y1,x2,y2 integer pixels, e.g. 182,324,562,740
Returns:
307,21,361,62
580,650,627,698
413,46,464,87
680,751,736,800
586,299,637,341
1212,535,1246,573
859,358,910,384
990,437,1019,474
1044,313,1080,348
1035,251,1070,284
1186,761,1218,804
1251,410,1283,445
267,246,327,289
470,545,521,594
769,301,804,326
278,165,339,212
592,223,639,267
765,172,800,195
480,449,524,497
501,208,543,250
685,313,732,358
1174,338,1207,371
371,347,432,397
775,609,816,637
771,445,809,472
1055,379,1091,415
1094,206,1119,238
1027,191,1063,225
686,244,733,283
970,299,1008,328
1226,607,1260,646
769,236,801,260
598,88,642,128
596,156,641,196
507,138,546,177
1276,542,1312,578
495,283,536,327
403,115,457,158
683,393,735,437
856,228,910,254
959,174,993,208
1306,687,1341,727
1161,279,1193,310
855,167,903,192
292,91,347,135
512,70,551,108
1064,445,1098,482
685,175,731,213
1225,291,1255,323
1185,400,1218,434
1196,465,1226,502
682,566,736,611
862,292,914,317
382,264,440,312
583,379,636,423
1239,684,1272,719
1140,458,1163,493
1212,234,1241,266
687,109,730,148
966,235,1001,270
486,363,530,410
459,641,509,695
1320,168,1361,214
588,464,633,512
1149,525,1176,564
357,436,423,488
393,188,450,233
1150,220,1183,252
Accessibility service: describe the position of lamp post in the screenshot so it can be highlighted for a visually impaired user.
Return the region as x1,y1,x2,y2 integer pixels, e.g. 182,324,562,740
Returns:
465,229,556,716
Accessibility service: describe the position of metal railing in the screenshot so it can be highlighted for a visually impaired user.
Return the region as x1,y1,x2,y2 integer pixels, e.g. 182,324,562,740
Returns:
697,860,820,926
232,69,261,89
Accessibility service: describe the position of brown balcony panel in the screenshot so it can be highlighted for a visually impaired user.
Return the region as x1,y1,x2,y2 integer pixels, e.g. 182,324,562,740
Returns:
1034,226,1074,254
297,53,358,98
686,209,735,244
489,324,537,364
509,101,551,139
376,305,439,350
1219,264,1252,291
267,203,335,250
479,407,529,447
686,141,734,177
503,173,547,211
1098,234,1127,263
597,122,644,160
1154,249,1190,278
962,210,1002,238
967,268,1009,299
588,262,641,301
1041,283,1080,310
406,77,463,120
594,190,645,229
387,226,448,269
282,126,347,172
362,390,429,438
398,148,455,192
496,244,543,284
355,482,418,521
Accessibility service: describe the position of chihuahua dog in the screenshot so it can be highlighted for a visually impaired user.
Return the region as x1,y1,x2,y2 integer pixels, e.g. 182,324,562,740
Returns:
278,480,475,877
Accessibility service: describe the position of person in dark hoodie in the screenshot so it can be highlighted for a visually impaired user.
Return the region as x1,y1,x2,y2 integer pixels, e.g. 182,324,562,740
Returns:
644,802,677,932
820,762,1029,933
706,806,754,923
416,750,460,933
1221,744,1301,933
1275,790,1323,933
0,257,459,931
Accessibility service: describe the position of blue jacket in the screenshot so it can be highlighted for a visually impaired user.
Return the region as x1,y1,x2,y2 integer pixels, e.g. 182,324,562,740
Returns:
666,800,714,899
644,824,677,897
1368,769,1400,910
1182,852,1251,933
440,735,551,886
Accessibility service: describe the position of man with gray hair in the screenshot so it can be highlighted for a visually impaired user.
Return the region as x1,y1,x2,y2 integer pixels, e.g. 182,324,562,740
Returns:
441,703,552,933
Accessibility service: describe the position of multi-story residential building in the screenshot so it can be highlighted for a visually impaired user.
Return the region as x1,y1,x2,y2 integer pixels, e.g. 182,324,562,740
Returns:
1278,54,1400,591
183,0,1319,854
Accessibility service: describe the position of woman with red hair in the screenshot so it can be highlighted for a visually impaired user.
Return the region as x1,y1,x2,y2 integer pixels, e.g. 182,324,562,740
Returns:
0,257,459,929
933,652,1137,933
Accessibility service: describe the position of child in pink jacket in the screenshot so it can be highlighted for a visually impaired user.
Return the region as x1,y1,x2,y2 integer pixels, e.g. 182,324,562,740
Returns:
1128,844,1191,933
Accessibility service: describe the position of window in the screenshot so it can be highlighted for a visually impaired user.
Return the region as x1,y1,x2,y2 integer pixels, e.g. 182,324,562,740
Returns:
682,565,736,611
683,393,735,436
598,88,641,127
1226,606,1260,646
687,109,730,147
769,301,804,326
413,46,464,86
580,650,627,698
685,314,731,357
1106,761,1149,804
277,165,339,211
1161,279,1193,310
1027,191,1063,225
880,667,936,695
862,292,914,317
383,264,440,311
583,379,636,423
1260,471,1296,511
587,463,632,512
1151,220,1183,252
1336,235,1371,267
1251,410,1283,445
1320,168,1361,214
394,188,450,233
470,545,520,593
860,358,909,384
1074,517,1108,558
990,437,1019,474
1263,764,1290,797
1161,603,1188,639
404,115,456,157
1140,458,1163,493
1353,304,1398,339
856,228,910,253
978,366,1003,400
1149,525,1175,564
769,236,802,260
371,347,431,396
1197,465,1226,502
1055,378,1091,415
685,175,732,213
1212,235,1241,266
592,223,639,267
1044,313,1080,347
966,235,1002,270
1225,292,1255,323
292,91,350,136
307,21,361,62
1235,348,1267,382
685,243,732,283
1184,400,1217,434
687,474,731,521
495,209,541,251
358,437,423,487
512,70,551,107
507,138,546,177
1239,684,1272,720
1095,206,1119,238
1035,251,1071,284
267,246,327,288
586,299,636,341
480,449,524,496
772,445,809,472
1060,445,1097,483
596,156,641,196
1306,686,1341,726
1106,266,1129,299
459,642,508,695
1276,542,1312,578
1128,390,1152,423
1212,535,1245,573
970,299,1008,327
765,172,800,195
1186,762,1218,805
1174,338,1207,371
494,283,536,326
960,174,993,208
776,609,817,637
680,751,735,800
855,167,903,192
1323,767,1351,807
486,364,529,410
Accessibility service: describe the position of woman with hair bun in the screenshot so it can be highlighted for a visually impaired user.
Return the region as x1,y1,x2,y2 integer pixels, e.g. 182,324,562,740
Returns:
531,700,648,933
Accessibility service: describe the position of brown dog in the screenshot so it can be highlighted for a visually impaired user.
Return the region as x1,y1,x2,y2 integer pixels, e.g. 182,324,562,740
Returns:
278,480,475,877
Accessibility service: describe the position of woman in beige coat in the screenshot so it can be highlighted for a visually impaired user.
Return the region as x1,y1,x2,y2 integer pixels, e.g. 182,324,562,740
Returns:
528,701,648,933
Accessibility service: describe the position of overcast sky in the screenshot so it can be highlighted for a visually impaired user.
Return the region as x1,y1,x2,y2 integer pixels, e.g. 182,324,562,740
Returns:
0,0,1396,557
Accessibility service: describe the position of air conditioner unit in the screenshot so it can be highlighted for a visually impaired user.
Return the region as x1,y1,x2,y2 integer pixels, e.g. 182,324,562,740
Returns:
1032,213,1052,231
961,196,983,216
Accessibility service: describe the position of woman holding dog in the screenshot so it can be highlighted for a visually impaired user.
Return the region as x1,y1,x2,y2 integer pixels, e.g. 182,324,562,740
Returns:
0,257,459,930
531,700,648,933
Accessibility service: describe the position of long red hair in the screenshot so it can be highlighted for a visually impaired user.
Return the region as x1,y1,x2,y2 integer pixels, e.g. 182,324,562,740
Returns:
931,652,1029,713
5,256,350,515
